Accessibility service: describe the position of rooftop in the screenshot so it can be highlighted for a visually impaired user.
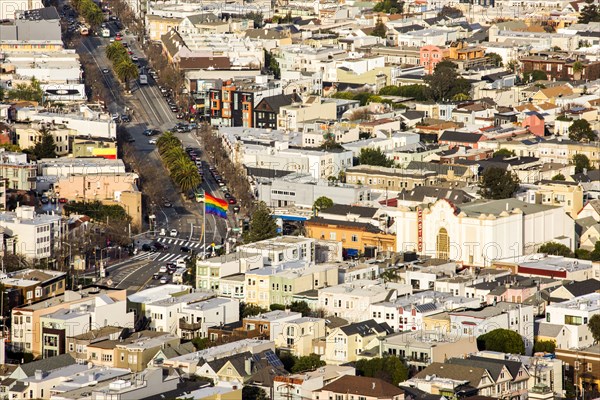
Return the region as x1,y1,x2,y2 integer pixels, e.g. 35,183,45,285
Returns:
548,293,600,313
127,285,193,304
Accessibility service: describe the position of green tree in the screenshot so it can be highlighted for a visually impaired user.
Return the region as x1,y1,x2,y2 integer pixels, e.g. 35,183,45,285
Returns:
291,354,326,373
572,154,593,174
533,339,556,353
355,356,409,386
477,329,525,355
578,0,600,23
114,59,139,91
105,42,128,63
572,61,584,79
371,20,387,38
379,84,429,101
289,301,312,316
264,50,281,79
31,127,57,159
8,77,44,103
277,351,297,372
487,52,503,67
269,304,286,311
240,302,269,318
590,241,600,262
437,5,463,17
568,119,596,142
424,61,470,101
246,11,265,28
242,386,268,400
493,148,516,158
359,147,394,167
538,242,573,257
552,173,566,181
313,196,334,213
590,314,600,343
478,167,520,200
243,202,278,243
171,161,202,193
523,70,548,82
373,0,404,13
191,337,212,350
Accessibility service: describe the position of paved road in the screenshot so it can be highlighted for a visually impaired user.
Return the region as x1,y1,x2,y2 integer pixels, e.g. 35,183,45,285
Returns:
74,23,230,292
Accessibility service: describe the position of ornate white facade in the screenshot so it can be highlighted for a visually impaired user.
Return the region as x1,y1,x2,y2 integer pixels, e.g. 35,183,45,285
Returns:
396,198,574,267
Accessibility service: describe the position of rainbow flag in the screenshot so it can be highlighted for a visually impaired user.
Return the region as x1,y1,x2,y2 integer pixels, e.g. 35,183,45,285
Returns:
205,193,228,219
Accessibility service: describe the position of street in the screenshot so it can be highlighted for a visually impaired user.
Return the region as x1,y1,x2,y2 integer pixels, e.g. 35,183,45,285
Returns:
76,22,233,292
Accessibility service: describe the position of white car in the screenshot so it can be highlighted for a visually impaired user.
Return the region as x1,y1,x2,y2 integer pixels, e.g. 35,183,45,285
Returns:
170,229,178,237
111,113,119,121
109,38,115,42
159,266,167,273
160,276,169,284
148,139,157,144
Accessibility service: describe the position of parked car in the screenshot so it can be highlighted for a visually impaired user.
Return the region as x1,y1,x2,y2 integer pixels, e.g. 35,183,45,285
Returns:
121,114,130,123
148,139,157,144
141,243,152,251
228,197,237,205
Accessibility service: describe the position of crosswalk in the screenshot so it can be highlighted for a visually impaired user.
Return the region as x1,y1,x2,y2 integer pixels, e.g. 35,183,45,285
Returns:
129,251,193,263
128,238,206,264
156,237,204,248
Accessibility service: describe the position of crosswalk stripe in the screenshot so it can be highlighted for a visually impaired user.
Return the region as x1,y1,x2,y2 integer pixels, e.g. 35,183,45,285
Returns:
168,239,173,244
191,242,200,248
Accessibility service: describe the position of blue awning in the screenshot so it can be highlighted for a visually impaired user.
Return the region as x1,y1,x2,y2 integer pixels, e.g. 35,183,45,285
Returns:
272,215,308,222
345,248,359,257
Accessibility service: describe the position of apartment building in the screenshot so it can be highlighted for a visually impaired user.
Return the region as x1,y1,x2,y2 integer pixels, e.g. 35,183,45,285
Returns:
324,319,393,364
344,165,440,191
318,280,412,322
544,293,600,349
11,286,129,357
15,123,72,156
209,77,283,128
0,205,62,260
0,269,66,311
274,317,326,357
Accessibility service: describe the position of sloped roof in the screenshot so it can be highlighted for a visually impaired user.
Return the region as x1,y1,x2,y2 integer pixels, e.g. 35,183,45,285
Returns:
318,375,404,397
14,354,75,378
535,322,565,338
178,56,231,70
255,93,301,112
558,279,600,298
340,319,393,337
414,362,486,387
439,131,484,143
320,204,378,218
466,356,523,380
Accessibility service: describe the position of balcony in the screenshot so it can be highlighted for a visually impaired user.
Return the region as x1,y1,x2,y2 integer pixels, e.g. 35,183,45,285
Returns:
406,355,430,364
179,318,202,331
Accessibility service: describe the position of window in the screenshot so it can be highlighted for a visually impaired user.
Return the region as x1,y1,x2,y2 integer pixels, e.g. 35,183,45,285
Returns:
565,315,582,325
351,235,358,242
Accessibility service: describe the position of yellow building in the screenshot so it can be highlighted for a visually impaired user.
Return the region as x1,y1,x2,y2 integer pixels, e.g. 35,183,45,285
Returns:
15,124,72,156
275,317,326,357
146,15,183,41
532,181,584,217
305,217,396,254
325,320,390,364
54,174,142,230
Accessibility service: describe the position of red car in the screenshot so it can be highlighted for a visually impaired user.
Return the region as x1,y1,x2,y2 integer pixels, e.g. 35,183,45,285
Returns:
228,197,237,205
58,198,68,203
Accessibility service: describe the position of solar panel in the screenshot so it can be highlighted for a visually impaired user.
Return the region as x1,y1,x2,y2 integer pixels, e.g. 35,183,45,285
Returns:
264,350,284,368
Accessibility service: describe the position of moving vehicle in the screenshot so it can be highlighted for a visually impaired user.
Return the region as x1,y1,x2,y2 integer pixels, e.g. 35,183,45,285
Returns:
159,265,168,273
172,268,186,284
170,229,178,237
180,246,190,253
194,188,204,203
148,139,157,144
139,74,148,85
101,28,110,37
80,26,89,36
160,276,169,284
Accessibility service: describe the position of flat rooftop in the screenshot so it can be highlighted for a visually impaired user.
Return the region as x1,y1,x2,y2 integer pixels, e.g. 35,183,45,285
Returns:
548,293,600,313
127,285,192,304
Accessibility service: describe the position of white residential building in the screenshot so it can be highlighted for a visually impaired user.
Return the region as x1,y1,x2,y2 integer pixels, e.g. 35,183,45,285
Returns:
0,206,62,260
237,236,316,267
16,106,117,139
543,293,600,349
142,291,216,334
178,297,240,339
449,302,535,355
318,280,413,322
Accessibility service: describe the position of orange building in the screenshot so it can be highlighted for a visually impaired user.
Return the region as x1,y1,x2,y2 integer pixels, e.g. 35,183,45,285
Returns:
420,45,448,74
305,217,396,256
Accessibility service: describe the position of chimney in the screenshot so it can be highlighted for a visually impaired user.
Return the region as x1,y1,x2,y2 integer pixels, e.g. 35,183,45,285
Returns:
245,358,253,375
372,382,376,390
34,370,43,380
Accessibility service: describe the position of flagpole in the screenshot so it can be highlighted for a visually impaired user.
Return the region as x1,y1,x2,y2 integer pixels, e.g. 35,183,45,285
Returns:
203,193,206,260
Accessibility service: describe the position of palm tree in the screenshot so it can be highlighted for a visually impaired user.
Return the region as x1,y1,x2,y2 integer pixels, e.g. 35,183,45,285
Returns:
162,148,187,168
172,162,201,193
114,59,139,90
105,42,127,63
157,132,180,152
